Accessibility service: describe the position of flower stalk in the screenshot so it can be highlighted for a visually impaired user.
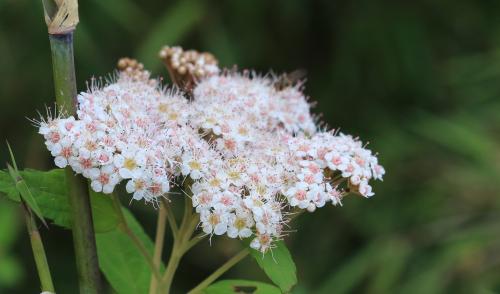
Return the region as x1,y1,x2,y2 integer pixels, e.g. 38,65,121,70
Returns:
160,188,201,293
22,204,55,293
149,201,168,294
41,1,102,293
187,249,250,294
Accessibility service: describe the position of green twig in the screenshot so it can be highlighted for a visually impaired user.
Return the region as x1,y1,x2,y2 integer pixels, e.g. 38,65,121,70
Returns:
161,191,199,293
149,201,168,294
184,232,206,254
22,203,55,293
187,249,250,294
162,198,178,238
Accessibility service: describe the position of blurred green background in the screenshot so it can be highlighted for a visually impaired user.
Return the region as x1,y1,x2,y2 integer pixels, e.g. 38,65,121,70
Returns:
1,0,500,293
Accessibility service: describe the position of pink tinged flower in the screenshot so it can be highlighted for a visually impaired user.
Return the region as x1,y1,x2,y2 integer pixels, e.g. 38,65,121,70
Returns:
250,233,272,253
193,191,214,212
295,144,310,157
49,131,61,144
326,184,343,206
126,178,147,200
298,171,322,185
227,213,253,239
90,165,119,194
286,182,309,208
325,152,348,171
373,164,385,180
341,163,357,178
181,154,207,180
52,138,75,168
201,210,228,235
114,150,146,179
358,181,374,197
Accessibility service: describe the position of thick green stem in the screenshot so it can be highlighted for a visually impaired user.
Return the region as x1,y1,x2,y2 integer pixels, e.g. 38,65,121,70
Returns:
50,33,78,113
187,249,250,294
49,32,102,294
23,206,55,293
149,201,168,294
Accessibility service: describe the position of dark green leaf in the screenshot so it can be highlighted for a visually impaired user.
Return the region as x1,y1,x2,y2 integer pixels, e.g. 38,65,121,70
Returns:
204,279,281,294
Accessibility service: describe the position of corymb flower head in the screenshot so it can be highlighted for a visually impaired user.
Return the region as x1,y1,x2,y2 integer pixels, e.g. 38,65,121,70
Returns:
37,47,385,252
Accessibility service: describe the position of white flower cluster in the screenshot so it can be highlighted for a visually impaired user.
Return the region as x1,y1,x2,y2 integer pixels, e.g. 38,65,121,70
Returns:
38,62,384,252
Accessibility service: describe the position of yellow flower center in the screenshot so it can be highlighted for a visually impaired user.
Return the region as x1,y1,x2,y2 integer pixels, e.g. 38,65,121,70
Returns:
189,160,202,170
238,127,248,136
228,171,240,180
158,103,168,113
124,158,137,170
168,112,178,120
134,180,145,190
210,178,221,187
234,218,246,230
209,214,220,225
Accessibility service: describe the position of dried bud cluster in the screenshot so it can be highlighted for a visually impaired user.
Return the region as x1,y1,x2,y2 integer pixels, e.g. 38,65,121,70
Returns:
37,52,384,252
159,46,219,91
117,58,151,82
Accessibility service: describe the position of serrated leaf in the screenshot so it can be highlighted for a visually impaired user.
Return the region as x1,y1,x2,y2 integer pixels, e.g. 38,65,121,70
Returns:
6,164,46,226
248,240,297,292
20,169,68,227
0,170,20,201
0,169,119,232
96,207,159,294
204,279,281,294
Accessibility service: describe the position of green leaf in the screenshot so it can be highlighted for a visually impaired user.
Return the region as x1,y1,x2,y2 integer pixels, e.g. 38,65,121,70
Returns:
0,169,19,201
248,240,297,292
6,164,46,226
89,189,120,233
204,279,281,294
0,169,119,232
96,207,158,294
19,168,68,228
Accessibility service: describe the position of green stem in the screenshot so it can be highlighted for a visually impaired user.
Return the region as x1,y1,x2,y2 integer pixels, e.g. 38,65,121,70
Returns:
187,249,250,294
184,232,206,253
149,201,168,294
162,198,178,238
50,33,78,114
49,32,102,294
22,205,55,293
161,193,198,293
110,193,162,281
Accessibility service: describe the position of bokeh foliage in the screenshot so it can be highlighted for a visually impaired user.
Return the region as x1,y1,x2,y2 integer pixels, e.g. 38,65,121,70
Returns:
1,0,499,293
